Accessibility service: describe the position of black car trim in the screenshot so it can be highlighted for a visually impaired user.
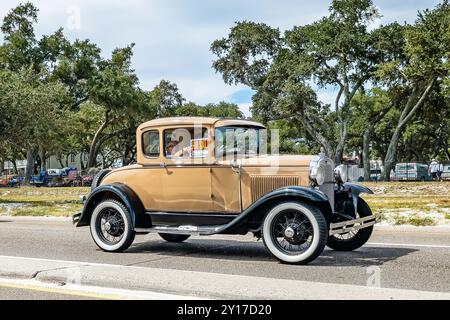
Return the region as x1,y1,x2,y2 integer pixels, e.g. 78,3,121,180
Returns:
76,184,332,233
147,212,238,226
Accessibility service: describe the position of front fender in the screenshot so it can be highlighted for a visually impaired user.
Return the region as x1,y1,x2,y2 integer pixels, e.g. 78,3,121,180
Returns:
217,186,333,234
76,183,148,228
340,183,373,217
342,182,374,195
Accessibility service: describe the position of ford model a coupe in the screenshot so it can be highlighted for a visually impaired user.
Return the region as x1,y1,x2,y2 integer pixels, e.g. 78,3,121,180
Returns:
73,117,380,264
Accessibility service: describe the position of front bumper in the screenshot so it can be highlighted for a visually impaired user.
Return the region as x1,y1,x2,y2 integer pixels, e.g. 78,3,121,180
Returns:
329,213,381,236
72,212,81,225
72,195,86,225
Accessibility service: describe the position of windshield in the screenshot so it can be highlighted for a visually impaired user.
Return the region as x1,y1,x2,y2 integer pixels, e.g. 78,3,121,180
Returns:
215,126,266,159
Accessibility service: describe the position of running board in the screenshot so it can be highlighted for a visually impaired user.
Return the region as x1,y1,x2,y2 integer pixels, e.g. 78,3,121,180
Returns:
329,213,381,236
135,225,224,236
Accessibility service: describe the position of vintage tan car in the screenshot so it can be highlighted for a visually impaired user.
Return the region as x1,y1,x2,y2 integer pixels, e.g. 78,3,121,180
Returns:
73,117,380,264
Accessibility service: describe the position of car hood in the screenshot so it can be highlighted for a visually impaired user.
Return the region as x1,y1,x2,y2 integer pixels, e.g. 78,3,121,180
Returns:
217,154,317,167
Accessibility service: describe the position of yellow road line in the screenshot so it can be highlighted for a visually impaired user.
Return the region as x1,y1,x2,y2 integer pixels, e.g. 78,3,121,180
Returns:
0,281,126,300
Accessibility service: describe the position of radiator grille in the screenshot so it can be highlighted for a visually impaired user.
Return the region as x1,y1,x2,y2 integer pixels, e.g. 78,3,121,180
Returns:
250,175,299,202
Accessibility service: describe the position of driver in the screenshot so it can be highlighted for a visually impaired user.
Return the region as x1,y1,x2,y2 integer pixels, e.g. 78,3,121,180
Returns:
172,136,192,158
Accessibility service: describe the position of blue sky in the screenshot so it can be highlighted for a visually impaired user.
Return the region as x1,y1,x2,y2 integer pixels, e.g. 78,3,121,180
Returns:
0,0,442,116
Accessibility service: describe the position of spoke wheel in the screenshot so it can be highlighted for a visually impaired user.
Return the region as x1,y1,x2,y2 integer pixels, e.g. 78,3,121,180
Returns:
96,208,126,245
327,198,374,251
90,199,135,252
262,201,327,265
271,209,314,256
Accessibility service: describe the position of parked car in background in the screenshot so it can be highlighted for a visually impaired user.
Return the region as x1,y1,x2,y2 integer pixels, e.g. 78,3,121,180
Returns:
0,175,21,187
74,117,380,265
392,163,431,181
81,175,93,187
369,169,382,181
441,163,450,180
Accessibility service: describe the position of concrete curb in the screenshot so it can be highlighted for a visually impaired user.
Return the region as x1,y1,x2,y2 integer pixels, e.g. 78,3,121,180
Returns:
1,255,450,300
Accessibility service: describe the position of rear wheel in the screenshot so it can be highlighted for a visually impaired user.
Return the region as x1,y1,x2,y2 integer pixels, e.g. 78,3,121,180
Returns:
159,233,190,242
326,198,373,251
90,199,135,252
262,201,328,265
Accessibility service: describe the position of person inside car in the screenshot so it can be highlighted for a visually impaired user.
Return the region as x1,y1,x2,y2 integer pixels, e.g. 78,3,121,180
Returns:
165,140,179,157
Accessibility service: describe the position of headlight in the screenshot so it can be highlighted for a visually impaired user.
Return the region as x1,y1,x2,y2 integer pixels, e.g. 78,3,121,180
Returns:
310,158,326,186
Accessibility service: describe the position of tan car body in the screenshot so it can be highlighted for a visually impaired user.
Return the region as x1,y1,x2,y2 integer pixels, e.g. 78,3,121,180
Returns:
101,117,315,214
75,117,379,264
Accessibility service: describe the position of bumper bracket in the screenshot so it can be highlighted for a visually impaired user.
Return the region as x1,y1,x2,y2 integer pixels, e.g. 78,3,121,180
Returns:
329,213,381,236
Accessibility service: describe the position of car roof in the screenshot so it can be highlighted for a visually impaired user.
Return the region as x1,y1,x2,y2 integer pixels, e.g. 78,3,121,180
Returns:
138,117,266,130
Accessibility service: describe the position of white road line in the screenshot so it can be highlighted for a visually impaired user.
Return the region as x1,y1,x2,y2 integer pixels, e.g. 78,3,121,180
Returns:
367,242,450,249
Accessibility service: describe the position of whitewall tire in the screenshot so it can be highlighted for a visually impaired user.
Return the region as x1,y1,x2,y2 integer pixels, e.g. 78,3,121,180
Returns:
262,201,328,264
90,199,135,252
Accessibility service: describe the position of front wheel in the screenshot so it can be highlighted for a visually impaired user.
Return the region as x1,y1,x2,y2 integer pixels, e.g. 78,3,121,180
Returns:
326,198,373,251
90,199,135,252
262,201,328,265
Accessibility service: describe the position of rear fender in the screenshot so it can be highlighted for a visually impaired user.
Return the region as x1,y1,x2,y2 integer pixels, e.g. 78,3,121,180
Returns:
76,183,150,228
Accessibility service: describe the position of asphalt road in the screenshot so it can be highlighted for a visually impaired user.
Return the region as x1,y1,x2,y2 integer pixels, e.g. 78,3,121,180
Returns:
0,217,449,298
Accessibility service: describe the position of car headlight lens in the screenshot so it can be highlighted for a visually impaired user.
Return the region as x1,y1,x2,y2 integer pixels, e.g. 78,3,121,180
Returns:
310,159,326,186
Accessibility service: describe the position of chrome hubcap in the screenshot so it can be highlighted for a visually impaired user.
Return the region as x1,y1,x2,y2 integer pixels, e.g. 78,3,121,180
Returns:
284,227,295,239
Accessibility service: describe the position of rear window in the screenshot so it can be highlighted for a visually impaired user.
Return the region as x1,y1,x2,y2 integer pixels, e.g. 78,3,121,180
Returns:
142,130,160,157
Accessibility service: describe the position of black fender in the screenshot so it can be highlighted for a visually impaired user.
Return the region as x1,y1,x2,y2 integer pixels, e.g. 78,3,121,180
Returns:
342,182,374,195
217,186,333,234
76,183,150,228
337,183,373,218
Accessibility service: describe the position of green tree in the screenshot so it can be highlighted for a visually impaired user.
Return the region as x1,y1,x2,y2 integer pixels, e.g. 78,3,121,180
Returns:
87,45,145,168
211,0,395,164
378,1,450,179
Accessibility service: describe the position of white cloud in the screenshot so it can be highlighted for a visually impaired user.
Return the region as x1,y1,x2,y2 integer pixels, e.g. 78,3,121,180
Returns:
237,103,253,118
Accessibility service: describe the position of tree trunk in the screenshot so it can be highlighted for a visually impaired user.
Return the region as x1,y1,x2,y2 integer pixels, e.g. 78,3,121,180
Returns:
39,147,46,172
12,160,18,175
88,109,111,168
334,121,347,165
381,79,435,181
382,128,402,181
58,156,65,169
0,158,4,174
24,149,34,184
80,153,86,171
363,128,371,181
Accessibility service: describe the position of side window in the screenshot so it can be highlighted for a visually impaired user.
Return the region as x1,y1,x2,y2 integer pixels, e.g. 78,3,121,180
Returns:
142,130,160,157
164,127,208,159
